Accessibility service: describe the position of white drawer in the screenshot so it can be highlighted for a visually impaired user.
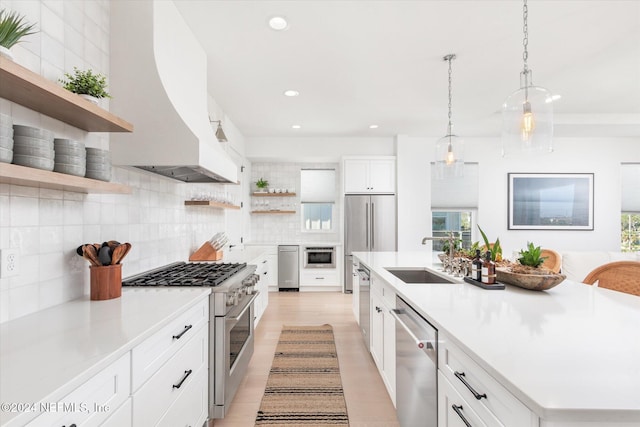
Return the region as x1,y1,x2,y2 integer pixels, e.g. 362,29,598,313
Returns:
381,281,396,308
155,365,208,427
439,336,536,427
301,270,339,285
133,324,208,426
27,352,130,427
131,299,208,391
100,398,131,427
439,372,489,427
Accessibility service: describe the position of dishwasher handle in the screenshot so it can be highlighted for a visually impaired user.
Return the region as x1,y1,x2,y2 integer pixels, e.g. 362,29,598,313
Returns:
390,308,436,356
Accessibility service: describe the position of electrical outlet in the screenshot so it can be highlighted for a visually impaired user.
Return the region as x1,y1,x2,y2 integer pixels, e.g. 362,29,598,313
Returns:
0,249,19,278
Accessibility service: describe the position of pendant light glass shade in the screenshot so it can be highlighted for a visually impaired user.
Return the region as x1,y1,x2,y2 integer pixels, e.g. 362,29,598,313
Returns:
435,54,464,180
435,133,464,180
501,71,553,156
501,0,554,156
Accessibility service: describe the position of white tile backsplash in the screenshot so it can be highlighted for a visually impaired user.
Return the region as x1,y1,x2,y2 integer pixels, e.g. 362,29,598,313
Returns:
0,1,230,323
250,162,341,244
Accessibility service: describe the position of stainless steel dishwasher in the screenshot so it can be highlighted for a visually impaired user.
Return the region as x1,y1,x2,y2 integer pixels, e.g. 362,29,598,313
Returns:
356,265,371,349
278,245,299,291
390,295,438,427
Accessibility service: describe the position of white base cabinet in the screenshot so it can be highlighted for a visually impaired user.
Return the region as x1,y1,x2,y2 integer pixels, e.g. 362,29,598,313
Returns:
438,372,488,427
369,272,396,406
251,246,276,326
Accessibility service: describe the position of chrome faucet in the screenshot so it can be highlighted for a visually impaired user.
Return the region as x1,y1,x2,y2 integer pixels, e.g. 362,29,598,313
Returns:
422,231,458,274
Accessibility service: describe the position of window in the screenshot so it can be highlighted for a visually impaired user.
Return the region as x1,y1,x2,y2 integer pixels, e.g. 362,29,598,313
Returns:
431,163,478,250
432,211,474,251
621,163,640,252
300,169,336,232
302,203,333,231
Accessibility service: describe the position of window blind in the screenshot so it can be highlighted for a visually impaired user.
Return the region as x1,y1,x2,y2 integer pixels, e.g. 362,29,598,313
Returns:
431,163,479,209
622,163,640,213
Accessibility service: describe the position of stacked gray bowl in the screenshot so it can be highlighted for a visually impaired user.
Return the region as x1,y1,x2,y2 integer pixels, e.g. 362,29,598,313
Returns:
0,114,12,163
85,147,111,181
54,139,86,177
12,125,55,171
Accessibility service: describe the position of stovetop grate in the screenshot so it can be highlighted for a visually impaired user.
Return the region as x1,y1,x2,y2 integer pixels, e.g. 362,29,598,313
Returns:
122,262,247,287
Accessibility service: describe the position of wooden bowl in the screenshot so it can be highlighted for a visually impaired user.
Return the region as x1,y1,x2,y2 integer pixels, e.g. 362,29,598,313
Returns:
496,268,566,291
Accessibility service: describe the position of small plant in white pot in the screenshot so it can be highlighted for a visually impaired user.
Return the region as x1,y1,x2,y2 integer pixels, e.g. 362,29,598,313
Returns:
255,178,269,193
59,67,111,104
0,9,37,61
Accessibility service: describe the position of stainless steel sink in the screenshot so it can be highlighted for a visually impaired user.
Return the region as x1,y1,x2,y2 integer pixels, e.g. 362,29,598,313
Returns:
384,267,456,284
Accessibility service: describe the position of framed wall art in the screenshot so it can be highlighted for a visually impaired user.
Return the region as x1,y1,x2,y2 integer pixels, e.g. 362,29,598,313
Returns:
508,173,594,230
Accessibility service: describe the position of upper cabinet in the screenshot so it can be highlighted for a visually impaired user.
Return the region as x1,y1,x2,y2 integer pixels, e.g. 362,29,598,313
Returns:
343,157,396,194
0,58,133,132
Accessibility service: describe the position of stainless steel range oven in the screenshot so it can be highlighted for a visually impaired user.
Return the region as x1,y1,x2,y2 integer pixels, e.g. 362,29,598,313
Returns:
303,246,336,268
122,262,259,420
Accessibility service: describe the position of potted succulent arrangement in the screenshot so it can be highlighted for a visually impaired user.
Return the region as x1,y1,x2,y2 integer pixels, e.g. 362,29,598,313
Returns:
496,242,566,291
59,67,111,104
255,177,269,193
0,9,37,61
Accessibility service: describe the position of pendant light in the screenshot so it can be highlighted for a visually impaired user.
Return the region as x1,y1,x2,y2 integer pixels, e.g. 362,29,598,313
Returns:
435,54,464,179
502,0,553,156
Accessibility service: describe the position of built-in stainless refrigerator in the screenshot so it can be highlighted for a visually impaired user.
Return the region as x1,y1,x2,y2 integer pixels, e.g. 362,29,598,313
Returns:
344,194,397,293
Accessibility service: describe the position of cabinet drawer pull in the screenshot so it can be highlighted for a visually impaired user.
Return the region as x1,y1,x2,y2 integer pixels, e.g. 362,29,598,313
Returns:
172,324,193,340
454,371,487,400
315,277,324,280
452,405,472,427
172,369,193,389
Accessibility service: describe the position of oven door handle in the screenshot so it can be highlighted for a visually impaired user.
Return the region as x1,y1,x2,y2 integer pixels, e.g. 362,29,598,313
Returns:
227,292,260,322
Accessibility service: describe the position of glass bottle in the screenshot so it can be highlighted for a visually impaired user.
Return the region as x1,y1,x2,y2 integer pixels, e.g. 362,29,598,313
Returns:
471,249,482,281
481,251,496,284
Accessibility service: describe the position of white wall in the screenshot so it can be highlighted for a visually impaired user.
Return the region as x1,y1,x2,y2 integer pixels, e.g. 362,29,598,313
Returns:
397,135,640,255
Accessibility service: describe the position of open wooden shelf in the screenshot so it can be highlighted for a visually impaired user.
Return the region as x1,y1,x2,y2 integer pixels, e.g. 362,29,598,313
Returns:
251,210,296,214
184,200,241,210
0,162,131,194
0,57,133,132
252,192,296,197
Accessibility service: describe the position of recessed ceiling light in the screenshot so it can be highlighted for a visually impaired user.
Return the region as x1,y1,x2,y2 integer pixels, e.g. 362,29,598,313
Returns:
283,90,299,97
369,124,379,129
291,125,301,129
268,16,289,31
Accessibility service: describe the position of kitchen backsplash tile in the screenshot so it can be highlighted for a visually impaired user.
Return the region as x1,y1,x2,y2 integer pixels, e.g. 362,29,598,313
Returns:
250,162,341,244
0,0,231,323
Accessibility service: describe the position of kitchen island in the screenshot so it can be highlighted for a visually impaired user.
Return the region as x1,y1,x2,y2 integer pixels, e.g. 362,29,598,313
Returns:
354,251,640,426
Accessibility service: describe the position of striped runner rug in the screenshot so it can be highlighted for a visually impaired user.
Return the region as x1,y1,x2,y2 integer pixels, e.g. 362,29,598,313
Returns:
255,324,349,426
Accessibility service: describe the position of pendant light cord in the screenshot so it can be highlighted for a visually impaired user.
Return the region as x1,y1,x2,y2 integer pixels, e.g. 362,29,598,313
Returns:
522,0,529,74
444,54,456,137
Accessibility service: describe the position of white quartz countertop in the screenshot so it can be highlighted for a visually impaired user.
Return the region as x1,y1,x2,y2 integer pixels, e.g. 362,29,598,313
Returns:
353,251,640,423
0,288,211,426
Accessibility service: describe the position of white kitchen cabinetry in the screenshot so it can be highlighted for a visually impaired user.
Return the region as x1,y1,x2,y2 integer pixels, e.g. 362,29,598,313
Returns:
439,333,538,427
26,353,131,427
438,372,488,427
351,259,360,322
369,272,396,405
300,269,340,289
100,399,132,427
250,246,276,325
343,157,396,194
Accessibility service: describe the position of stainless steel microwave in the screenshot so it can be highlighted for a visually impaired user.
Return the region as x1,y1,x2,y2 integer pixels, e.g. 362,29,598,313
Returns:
303,246,336,268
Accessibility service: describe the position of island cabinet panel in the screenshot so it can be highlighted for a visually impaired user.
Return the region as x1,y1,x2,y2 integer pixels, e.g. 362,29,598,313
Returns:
439,333,538,427
370,272,396,405
438,371,489,427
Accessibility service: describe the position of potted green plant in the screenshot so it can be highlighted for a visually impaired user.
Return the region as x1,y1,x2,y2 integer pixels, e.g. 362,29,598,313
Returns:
59,67,111,104
255,178,269,193
496,242,566,291
477,225,503,262
0,9,37,61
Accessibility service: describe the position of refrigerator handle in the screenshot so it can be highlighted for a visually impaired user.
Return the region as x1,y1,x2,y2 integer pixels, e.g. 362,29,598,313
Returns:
371,202,375,249
365,202,369,248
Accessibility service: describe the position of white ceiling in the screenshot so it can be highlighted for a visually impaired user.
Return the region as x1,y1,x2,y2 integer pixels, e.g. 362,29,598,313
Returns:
174,0,640,139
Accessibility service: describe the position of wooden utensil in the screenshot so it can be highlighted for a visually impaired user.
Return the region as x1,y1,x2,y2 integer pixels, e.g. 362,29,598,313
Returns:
111,244,127,265
118,242,132,263
107,240,121,250
82,244,101,266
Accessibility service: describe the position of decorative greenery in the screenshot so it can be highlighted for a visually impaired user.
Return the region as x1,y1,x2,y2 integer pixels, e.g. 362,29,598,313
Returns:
0,9,36,49
477,225,502,262
256,178,269,189
59,67,111,98
461,241,481,259
441,237,462,255
518,242,547,268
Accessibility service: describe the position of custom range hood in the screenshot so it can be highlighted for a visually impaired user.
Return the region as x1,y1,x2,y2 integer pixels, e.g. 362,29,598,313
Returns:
109,0,238,183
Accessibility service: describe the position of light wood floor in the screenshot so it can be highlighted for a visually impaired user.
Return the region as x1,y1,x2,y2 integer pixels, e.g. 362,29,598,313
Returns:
212,291,400,427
